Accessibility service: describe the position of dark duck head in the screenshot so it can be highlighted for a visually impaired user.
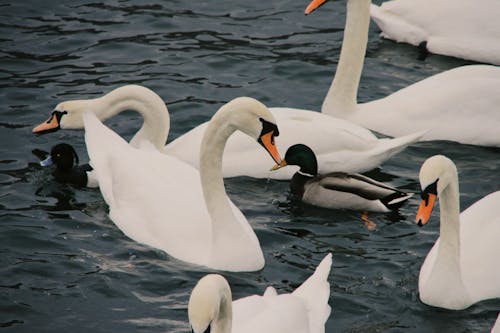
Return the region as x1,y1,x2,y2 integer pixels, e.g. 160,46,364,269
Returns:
40,143,92,187
272,144,319,198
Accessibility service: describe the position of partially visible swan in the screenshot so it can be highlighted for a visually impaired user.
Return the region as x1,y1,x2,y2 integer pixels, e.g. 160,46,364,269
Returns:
83,97,282,272
370,0,500,66
272,144,412,212
492,313,500,333
37,143,97,188
189,253,332,333
416,155,500,310
34,86,424,179
306,0,500,147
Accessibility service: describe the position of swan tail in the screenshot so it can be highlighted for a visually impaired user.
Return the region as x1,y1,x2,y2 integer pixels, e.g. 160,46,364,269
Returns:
370,3,427,46
293,253,332,333
372,130,425,163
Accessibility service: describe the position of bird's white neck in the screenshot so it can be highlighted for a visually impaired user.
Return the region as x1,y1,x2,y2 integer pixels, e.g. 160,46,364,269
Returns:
199,106,255,262
422,173,470,309
322,0,370,116
92,85,170,150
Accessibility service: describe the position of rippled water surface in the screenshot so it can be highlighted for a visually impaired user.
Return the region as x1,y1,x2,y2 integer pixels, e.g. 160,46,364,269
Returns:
1,0,499,332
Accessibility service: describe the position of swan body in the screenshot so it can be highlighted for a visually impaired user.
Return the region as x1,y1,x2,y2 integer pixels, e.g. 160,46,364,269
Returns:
273,144,412,212
416,155,500,310
307,0,500,147
83,97,282,272
188,253,332,333
370,0,500,66
165,107,424,179
38,143,97,188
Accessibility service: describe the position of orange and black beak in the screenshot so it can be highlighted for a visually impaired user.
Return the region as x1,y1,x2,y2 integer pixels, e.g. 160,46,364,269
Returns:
33,111,66,134
257,119,282,165
416,180,438,227
305,0,328,15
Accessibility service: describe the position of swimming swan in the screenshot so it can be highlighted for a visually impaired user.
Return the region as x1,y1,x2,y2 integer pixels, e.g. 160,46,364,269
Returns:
370,0,500,66
416,155,500,310
306,0,500,147
83,97,282,272
33,87,423,180
188,253,332,333
272,144,412,212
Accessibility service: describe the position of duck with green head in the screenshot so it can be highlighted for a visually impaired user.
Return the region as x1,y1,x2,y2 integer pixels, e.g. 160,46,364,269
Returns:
273,144,412,212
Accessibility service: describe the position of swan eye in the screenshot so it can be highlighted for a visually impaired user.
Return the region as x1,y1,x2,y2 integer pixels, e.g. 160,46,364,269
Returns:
421,179,438,205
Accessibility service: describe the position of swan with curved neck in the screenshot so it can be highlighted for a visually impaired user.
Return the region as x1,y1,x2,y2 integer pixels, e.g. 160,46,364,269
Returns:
189,253,332,333
416,155,500,309
307,0,500,147
83,97,281,272
33,85,170,150
34,86,424,179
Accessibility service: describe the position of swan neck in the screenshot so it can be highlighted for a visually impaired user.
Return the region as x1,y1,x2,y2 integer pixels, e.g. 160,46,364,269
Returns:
322,0,370,116
199,111,237,242
212,289,232,333
437,177,461,269
97,86,169,149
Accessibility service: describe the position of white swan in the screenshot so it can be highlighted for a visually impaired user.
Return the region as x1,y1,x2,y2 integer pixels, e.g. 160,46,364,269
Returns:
82,97,282,272
492,313,500,333
370,0,500,66
34,88,423,180
33,85,170,150
188,253,332,333
416,155,500,310
306,0,500,147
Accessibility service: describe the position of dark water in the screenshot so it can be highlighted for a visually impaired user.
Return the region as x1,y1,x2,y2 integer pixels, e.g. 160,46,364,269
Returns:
1,0,499,332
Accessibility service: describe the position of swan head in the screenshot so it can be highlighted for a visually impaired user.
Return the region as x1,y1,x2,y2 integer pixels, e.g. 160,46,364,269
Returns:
33,98,97,134
416,155,457,226
188,274,232,333
217,97,282,164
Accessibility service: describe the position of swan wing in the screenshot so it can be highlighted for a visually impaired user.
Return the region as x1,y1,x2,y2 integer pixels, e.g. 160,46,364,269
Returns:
83,112,212,266
460,191,500,301
232,253,332,333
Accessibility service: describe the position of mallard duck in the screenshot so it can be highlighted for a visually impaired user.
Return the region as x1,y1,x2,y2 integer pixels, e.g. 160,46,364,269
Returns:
273,144,412,212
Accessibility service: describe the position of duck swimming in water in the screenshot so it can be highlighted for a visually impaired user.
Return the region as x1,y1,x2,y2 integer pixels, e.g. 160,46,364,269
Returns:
38,143,97,188
272,144,412,213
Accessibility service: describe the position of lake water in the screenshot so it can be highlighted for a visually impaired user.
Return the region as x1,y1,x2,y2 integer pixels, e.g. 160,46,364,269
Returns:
1,0,499,332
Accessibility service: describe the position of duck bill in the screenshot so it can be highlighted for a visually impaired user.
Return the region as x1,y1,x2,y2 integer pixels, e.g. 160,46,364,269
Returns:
416,193,437,227
305,0,327,15
40,155,53,167
270,159,287,171
33,113,60,134
258,131,282,165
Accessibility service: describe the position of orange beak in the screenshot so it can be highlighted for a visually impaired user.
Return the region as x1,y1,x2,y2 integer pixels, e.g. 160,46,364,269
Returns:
33,113,60,134
305,0,327,15
271,159,287,171
259,131,282,165
416,193,437,226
